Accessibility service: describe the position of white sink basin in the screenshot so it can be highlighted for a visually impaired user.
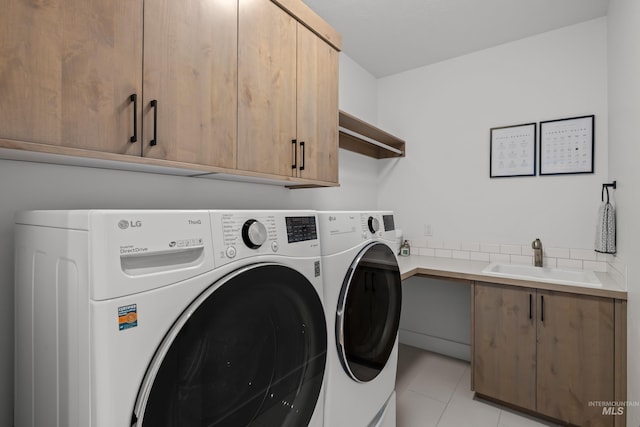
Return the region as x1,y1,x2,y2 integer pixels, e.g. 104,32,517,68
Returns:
482,263,602,287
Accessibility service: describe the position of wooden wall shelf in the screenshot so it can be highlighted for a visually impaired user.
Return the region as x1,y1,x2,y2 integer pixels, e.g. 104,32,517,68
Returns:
338,110,405,159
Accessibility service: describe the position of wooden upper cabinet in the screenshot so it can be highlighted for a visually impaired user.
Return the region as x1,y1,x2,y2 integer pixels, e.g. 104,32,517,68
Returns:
0,0,143,155
237,0,297,177
296,24,339,183
142,0,237,168
238,0,339,182
536,290,615,426
473,283,537,411
0,0,341,186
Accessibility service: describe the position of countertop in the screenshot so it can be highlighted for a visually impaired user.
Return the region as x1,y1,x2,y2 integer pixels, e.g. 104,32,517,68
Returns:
397,255,627,300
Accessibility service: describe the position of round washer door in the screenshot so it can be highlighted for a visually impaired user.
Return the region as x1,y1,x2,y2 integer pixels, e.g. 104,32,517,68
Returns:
133,264,327,427
336,242,402,383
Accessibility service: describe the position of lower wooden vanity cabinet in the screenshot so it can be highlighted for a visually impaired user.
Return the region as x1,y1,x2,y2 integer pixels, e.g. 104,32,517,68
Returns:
473,281,625,427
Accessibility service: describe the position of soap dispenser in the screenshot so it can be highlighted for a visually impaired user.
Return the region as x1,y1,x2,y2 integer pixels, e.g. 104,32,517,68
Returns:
400,240,411,257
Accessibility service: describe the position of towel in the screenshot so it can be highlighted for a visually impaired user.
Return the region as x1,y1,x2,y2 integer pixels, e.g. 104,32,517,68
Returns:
595,201,616,254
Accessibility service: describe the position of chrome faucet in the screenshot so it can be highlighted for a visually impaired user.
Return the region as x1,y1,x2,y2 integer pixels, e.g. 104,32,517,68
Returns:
532,238,543,267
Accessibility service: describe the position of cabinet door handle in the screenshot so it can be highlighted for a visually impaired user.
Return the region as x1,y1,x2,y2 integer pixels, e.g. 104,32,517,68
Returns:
529,293,532,320
129,94,137,143
292,139,297,169
300,141,305,171
540,295,544,323
150,100,158,146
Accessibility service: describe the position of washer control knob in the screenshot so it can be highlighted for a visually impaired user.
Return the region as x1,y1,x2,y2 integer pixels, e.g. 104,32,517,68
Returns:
242,219,267,249
367,216,379,234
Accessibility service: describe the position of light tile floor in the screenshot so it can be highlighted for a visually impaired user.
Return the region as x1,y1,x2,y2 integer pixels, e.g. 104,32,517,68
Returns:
396,344,560,427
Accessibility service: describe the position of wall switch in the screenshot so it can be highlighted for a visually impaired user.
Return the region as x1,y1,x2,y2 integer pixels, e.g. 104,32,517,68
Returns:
424,224,433,237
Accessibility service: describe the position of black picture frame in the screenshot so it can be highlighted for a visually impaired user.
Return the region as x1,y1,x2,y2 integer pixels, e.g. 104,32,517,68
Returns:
539,115,594,175
490,122,537,178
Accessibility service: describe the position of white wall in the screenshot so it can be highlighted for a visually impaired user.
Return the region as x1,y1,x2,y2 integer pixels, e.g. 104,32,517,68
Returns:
607,0,640,423
377,18,608,249
0,54,379,425
377,19,609,363
338,54,379,124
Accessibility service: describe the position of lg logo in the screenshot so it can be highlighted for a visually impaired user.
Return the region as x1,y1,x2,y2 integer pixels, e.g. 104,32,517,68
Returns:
118,220,142,230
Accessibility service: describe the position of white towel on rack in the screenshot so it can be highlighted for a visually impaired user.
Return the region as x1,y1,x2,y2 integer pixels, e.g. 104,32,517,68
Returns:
595,201,616,254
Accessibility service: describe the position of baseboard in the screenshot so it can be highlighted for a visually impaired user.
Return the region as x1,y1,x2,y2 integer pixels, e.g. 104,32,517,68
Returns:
399,329,471,362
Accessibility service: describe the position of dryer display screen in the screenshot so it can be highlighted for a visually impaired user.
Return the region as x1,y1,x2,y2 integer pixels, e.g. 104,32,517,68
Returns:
285,216,318,243
383,214,395,231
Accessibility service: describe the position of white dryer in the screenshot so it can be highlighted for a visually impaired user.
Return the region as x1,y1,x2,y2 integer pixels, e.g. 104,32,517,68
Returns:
318,211,402,427
14,210,327,427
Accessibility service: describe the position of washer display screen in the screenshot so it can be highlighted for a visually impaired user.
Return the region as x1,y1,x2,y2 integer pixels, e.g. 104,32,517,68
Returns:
285,216,318,243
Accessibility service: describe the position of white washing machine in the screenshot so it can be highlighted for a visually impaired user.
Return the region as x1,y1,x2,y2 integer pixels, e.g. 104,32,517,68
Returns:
14,209,328,427
318,211,402,427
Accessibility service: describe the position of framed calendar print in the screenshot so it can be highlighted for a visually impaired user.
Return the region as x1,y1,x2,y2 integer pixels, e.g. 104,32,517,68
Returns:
539,115,594,175
490,122,536,178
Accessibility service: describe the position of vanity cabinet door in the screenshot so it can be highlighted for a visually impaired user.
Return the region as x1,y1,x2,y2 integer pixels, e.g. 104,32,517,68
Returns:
0,0,142,155
473,283,537,411
536,290,615,427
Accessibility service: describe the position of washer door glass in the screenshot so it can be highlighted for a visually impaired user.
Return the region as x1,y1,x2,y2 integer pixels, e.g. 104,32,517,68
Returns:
134,264,327,427
337,243,402,382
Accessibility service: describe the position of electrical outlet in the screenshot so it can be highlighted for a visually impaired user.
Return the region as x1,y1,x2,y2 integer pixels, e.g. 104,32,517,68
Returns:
424,224,433,237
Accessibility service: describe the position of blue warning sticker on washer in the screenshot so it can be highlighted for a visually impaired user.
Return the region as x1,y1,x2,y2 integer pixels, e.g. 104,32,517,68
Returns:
118,304,138,331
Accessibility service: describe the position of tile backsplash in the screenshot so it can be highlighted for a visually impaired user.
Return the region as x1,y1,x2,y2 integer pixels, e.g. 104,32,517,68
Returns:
407,238,627,285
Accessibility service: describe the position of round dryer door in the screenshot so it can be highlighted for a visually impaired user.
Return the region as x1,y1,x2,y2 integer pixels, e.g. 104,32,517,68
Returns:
337,242,402,383
133,264,327,427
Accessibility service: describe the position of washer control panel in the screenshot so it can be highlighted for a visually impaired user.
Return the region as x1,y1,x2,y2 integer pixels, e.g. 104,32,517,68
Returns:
211,210,320,265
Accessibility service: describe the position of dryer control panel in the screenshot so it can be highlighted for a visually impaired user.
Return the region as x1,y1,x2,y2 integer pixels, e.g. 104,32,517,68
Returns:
210,210,320,266
318,211,396,255
359,212,395,240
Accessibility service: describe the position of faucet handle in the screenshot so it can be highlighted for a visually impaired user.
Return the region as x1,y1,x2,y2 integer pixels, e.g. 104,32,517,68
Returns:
532,238,542,249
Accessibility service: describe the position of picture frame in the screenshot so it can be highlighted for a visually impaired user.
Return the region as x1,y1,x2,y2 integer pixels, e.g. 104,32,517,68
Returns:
490,122,536,178
539,115,594,175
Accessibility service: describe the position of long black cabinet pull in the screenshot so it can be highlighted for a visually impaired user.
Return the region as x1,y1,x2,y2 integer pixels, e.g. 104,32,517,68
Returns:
529,293,532,320
129,94,137,143
150,100,158,146
292,139,297,169
540,295,545,323
300,141,306,171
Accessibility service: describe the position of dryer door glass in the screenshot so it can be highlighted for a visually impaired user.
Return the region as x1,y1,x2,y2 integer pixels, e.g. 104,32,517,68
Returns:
337,243,402,382
134,264,327,427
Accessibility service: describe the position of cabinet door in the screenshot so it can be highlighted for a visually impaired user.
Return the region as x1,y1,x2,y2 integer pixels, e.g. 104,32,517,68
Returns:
237,0,297,177
0,0,142,155
536,290,615,426
143,0,237,168
296,24,339,183
473,283,536,411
